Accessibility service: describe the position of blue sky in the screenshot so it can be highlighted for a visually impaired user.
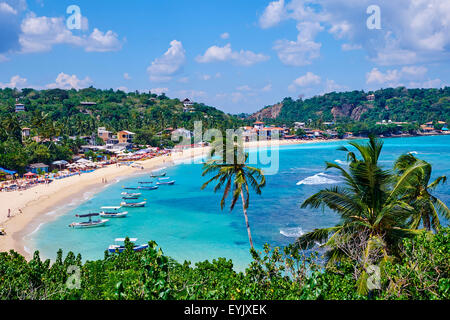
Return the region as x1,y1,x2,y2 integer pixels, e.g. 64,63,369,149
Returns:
1,0,449,114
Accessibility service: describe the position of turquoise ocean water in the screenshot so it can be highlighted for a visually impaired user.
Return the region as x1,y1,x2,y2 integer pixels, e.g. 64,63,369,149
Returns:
28,135,450,270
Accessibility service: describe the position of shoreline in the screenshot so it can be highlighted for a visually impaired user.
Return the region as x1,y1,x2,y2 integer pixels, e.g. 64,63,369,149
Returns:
0,146,210,258
0,135,441,259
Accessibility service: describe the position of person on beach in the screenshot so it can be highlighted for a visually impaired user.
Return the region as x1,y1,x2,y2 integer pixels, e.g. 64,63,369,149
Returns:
7,208,10,218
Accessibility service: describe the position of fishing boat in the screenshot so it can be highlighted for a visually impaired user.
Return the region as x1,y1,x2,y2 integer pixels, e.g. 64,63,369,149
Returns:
69,213,109,228
156,180,175,185
138,185,158,190
121,192,142,197
122,196,139,200
100,207,128,218
120,201,146,208
138,181,154,184
124,187,139,190
122,192,141,199
108,238,149,253
150,172,167,178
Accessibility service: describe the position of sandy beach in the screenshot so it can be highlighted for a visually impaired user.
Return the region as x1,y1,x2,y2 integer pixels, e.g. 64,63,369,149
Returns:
0,138,338,258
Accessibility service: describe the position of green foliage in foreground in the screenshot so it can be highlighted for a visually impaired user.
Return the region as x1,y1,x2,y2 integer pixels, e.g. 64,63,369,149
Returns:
0,229,448,300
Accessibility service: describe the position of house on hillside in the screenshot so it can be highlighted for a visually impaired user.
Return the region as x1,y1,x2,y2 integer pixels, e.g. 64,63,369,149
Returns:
367,94,375,101
80,101,97,106
117,130,136,144
182,98,195,112
15,103,25,112
22,128,31,139
98,127,113,143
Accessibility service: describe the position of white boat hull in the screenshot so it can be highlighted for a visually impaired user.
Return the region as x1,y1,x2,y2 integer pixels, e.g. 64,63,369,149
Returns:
69,219,109,228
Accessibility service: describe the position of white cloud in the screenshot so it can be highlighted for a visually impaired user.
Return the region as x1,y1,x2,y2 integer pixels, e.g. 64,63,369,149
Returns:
84,28,122,52
0,54,9,62
366,66,429,86
147,40,186,82
0,2,17,15
46,72,92,89
260,0,450,66
150,87,169,95
341,43,362,51
259,0,286,29
400,66,428,79
0,74,27,88
196,43,269,66
178,77,189,83
366,68,401,86
123,73,131,80
324,79,348,93
200,74,211,81
234,84,273,97
262,84,272,92
220,32,230,39
177,89,206,100
273,21,323,66
290,72,321,88
18,13,122,53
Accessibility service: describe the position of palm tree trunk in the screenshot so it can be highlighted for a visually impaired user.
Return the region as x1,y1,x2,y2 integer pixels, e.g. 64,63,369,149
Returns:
240,189,254,250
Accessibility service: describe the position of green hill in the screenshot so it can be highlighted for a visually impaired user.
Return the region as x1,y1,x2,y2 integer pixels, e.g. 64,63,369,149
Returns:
250,87,450,125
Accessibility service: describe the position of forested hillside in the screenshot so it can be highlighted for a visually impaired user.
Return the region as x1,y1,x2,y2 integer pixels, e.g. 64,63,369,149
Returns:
252,87,450,124
0,87,242,136
0,87,243,173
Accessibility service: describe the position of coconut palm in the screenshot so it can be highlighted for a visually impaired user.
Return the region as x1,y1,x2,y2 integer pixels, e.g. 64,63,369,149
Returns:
297,137,422,261
394,153,450,232
201,138,265,249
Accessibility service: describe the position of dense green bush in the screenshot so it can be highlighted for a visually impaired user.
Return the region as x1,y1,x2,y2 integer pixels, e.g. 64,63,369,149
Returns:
1,229,448,300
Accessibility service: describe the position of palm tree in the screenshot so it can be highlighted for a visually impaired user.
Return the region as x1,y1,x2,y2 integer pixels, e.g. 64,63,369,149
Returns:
297,137,421,262
201,138,266,249
394,153,450,232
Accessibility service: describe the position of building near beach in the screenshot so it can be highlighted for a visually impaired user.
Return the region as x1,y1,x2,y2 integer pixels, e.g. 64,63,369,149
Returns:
98,127,113,143
117,130,136,144
27,163,49,174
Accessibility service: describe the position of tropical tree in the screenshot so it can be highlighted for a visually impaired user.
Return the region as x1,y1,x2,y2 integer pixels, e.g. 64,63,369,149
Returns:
201,138,266,249
296,136,422,292
394,153,450,232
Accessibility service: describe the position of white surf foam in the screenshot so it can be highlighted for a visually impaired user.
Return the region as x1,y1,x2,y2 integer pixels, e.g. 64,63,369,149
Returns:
334,159,347,165
280,227,304,238
296,172,340,185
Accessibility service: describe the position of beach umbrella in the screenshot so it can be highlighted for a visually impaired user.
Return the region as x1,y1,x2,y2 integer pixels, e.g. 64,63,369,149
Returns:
24,172,36,178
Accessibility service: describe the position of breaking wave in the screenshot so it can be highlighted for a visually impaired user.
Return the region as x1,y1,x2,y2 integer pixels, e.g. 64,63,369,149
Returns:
334,159,347,165
280,227,304,238
296,172,340,185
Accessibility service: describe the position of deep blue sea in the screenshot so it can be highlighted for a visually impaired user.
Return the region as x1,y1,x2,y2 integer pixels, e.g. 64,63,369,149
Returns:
28,135,450,270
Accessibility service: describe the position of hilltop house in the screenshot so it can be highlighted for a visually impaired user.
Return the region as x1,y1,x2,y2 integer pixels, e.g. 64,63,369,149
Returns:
15,103,25,112
183,98,195,112
367,94,375,101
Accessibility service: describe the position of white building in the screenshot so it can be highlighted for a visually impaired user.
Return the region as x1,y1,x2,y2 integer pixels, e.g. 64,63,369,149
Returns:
15,104,25,112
